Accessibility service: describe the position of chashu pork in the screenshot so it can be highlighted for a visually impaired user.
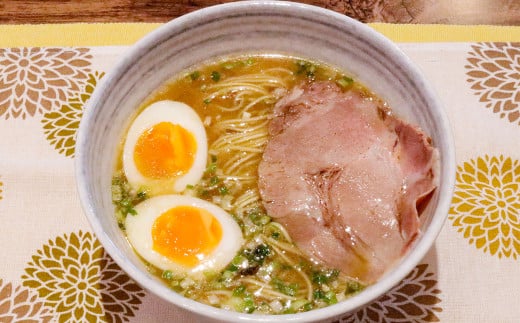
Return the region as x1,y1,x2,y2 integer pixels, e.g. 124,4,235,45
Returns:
258,81,437,283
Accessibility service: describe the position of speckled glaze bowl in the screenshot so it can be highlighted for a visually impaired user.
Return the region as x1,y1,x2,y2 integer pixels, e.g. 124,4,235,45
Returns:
76,1,456,322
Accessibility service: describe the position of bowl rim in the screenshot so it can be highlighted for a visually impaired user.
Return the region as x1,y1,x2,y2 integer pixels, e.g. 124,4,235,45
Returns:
76,1,456,322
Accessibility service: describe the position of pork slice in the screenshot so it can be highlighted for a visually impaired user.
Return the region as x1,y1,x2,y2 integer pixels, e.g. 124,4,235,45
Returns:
258,81,437,283
391,119,437,241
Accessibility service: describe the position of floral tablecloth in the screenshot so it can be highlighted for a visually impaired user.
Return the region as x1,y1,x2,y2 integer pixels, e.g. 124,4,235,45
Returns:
0,23,519,322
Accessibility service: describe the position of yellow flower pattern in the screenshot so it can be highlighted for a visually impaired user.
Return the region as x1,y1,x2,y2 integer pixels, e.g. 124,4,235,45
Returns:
0,47,92,119
21,231,145,322
449,155,520,258
41,71,105,157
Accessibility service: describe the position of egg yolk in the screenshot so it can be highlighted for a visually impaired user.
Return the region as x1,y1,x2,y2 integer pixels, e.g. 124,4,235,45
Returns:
151,206,223,267
134,121,196,179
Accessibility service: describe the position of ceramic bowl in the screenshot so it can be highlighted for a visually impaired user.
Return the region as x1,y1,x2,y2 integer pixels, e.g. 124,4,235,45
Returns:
76,1,455,322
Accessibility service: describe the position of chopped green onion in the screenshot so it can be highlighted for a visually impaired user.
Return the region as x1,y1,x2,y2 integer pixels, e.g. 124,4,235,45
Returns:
136,190,147,199
162,270,174,281
127,207,137,216
210,71,221,82
312,269,339,285
295,60,317,78
247,208,270,225
218,186,229,195
112,176,121,185
258,215,271,225
232,255,245,265
112,173,146,218
203,98,211,104
239,244,270,274
283,308,296,314
252,244,270,262
312,272,327,285
233,285,246,296
229,296,243,311
271,231,280,240
210,176,219,186
186,184,194,190
117,222,125,230
206,163,217,174
189,71,200,80
290,299,309,311
248,209,259,220
227,255,246,272
227,264,239,272
324,291,338,304
313,289,337,304
203,270,218,280
336,75,354,88
245,57,255,65
221,270,234,280
295,61,306,74
272,278,298,296
242,295,255,313
308,64,316,75
313,289,325,300
280,263,293,270
346,280,364,294
111,185,122,201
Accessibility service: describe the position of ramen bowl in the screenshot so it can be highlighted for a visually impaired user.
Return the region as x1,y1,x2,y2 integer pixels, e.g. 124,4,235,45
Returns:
76,1,455,322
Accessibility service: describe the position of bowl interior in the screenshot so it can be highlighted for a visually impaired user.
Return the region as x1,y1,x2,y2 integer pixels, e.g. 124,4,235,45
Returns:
76,1,455,322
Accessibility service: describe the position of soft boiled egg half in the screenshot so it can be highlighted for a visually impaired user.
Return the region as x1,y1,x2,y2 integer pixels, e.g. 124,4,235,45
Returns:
122,100,207,194
126,195,243,277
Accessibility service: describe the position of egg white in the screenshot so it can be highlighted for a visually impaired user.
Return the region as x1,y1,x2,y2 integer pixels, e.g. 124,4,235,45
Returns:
125,195,244,278
122,100,208,193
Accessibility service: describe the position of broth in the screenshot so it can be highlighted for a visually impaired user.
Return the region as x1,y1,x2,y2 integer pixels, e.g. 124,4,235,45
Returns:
112,54,373,314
